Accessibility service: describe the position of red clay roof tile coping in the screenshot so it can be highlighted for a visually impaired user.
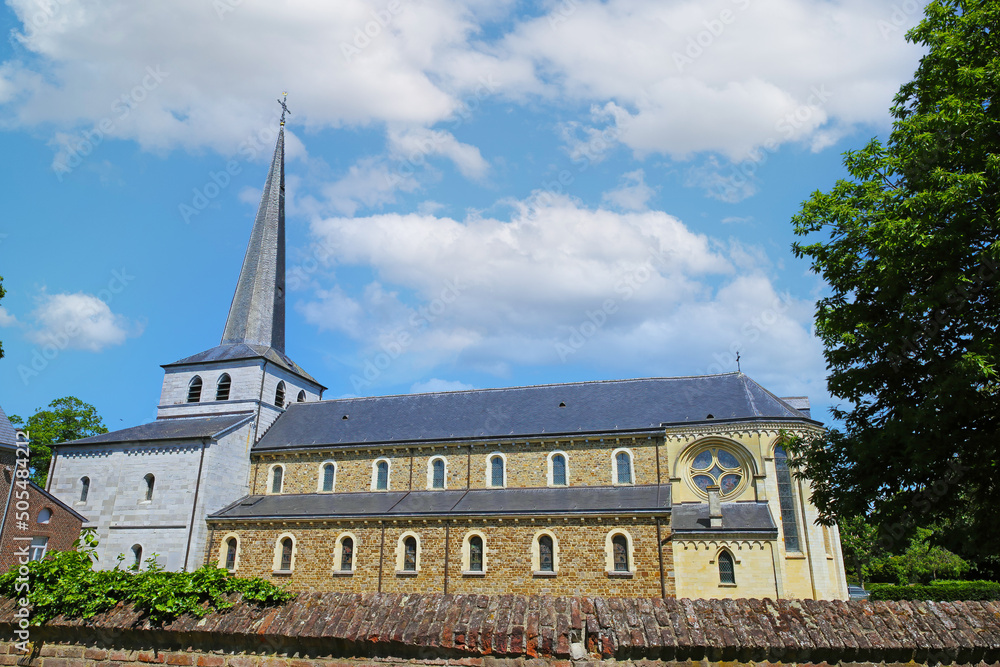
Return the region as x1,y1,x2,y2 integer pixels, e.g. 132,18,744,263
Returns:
2,593,1000,664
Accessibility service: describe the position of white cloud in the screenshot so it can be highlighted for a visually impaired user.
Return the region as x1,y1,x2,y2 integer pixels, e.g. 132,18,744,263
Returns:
602,169,655,211
0,307,18,327
0,0,924,169
388,127,489,180
26,292,142,352
298,195,824,391
411,378,475,394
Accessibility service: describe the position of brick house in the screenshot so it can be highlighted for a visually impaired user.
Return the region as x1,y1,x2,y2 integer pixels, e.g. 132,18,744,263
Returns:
0,404,86,573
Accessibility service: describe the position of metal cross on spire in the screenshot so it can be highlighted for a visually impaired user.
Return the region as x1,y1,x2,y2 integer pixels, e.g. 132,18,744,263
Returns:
277,93,291,126
736,351,741,373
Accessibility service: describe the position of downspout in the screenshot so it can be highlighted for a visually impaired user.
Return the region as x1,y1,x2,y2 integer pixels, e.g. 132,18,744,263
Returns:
656,518,666,599
183,437,209,572
377,520,386,593
443,522,450,594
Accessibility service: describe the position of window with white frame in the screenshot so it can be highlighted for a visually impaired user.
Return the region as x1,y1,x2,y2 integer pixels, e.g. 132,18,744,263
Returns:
269,464,284,494
613,448,634,485
29,537,48,561
319,462,336,492
532,531,558,575
429,456,446,489
548,451,568,486
335,533,356,573
487,453,506,488
462,531,487,574
373,459,390,490
218,533,240,571
604,530,634,575
273,534,295,572
396,532,420,573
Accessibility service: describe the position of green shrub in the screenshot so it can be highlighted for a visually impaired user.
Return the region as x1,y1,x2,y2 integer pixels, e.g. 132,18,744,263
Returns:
868,580,1000,601
0,530,293,625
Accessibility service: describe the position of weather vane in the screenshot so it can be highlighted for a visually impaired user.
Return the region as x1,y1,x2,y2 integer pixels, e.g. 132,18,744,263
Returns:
277,92,291,126
736,351,741,373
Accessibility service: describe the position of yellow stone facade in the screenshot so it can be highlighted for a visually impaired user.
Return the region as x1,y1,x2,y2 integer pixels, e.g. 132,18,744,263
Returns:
208,427,848,600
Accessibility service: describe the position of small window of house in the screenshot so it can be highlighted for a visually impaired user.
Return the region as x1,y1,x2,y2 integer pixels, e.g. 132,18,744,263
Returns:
216,373,231,401
538,535,554,572
270,465,283,494
131,544,143,570
37,508,52,524
340,536,354,571
719,550,736,585
321,463,335,492
550,452,567,486
468,535,484,572
29,537,48,562
297,390,306,402
431,457,446,489
274,381,286,407
403,536,417,572
614,450,634,484
225,538,238,570
187,376,203,403
489,454,505,488
374,459,389,490
279,537,293,571
612,534,629,572
80,476,90,503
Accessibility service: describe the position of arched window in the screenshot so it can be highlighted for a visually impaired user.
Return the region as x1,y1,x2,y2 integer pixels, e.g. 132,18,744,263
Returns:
614,449,634,484
538,535,555,572
549,452,567,486
320,463,335,492
430,457,446,489
280,537,293,571
297,390,306,402
37,508,52,524
340,536,354,571
274,381,286,407
187,376,203,403
403,536,417,572
489,454,505,488
719,550,736,584
774,446,801,552
270,465,284,494
131,544,143,570
612,534,629,572
216,373,231,401
468,535,484,572
224,538,238,570
373,459,390,490
143,473,155,501
79,476,90,503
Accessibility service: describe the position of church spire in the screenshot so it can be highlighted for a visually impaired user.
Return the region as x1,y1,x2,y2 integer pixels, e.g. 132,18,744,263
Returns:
221,116,286,353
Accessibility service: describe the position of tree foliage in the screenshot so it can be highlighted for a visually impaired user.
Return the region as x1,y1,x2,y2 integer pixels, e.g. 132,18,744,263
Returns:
9,397,108,486
0,530,293,625
789,0,1000,559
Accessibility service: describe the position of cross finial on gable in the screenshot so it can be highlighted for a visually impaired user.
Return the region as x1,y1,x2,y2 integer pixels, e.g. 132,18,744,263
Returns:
277,93,291,126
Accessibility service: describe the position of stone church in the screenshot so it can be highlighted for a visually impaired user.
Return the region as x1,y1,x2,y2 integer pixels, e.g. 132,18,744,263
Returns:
47,120,848,600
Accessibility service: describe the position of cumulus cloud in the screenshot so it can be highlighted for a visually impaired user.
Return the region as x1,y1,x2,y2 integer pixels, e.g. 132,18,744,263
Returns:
602,169,655,211
0,307,18,327
297,195,824,392
26,292,142,352
0,0,923,172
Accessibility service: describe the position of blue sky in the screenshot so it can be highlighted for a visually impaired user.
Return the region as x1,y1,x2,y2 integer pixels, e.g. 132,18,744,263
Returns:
0,0,926,429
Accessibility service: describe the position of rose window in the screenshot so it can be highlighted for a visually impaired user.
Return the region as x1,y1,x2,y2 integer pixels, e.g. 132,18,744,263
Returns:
689,447,745,497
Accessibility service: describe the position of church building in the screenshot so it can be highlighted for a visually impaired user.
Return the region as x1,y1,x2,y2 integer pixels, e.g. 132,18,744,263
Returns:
47,114,848,600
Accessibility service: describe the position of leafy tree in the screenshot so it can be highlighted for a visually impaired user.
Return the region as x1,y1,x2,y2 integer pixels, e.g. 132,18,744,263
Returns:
788,0,1000,560
9,397,107,486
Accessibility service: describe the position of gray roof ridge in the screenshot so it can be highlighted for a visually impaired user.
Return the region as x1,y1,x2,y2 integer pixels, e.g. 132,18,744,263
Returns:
303,373,745,406
740,374,811,420
738,373,762,417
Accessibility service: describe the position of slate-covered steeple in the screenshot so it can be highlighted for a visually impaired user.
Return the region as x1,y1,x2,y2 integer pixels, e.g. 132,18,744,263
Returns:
221,127,286,353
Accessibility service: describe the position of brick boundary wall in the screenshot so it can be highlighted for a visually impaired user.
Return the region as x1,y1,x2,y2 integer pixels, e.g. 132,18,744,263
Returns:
2,594,1000,667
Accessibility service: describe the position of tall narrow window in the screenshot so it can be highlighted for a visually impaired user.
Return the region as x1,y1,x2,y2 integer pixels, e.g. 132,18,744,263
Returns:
80,476,90,503
216,373,231,401
271,465,283,494
432,458,445,489
612,534,629,572
538,535,554,572
279,538,293,571
297,390,306,402
616,451,633,484
131,544,143,569
144,473,155,501
719,550,736,584
774,446,801,552
225,538,238,570
403,536,417,571
187,376,203,403
322,463,335,492
274,381,286,407
551,453,567,486
469,535,484,572
375,460,389,490
490,455,505,487
340,536,354,571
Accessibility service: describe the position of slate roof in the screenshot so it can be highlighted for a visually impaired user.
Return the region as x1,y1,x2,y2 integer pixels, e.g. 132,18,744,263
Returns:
254,373,814,452
0,403,17,452
55,414,253,447
671,501,777,534
210,484,671,521
164,342,322,385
